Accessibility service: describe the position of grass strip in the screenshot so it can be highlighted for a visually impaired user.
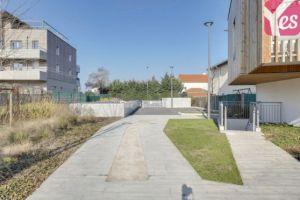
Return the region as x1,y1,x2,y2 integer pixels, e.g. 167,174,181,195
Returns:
262,124,300,159
164,119,243,185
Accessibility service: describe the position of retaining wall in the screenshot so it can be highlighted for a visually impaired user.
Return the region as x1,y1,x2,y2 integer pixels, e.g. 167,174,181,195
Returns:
70,101,141,118
162,98,191,108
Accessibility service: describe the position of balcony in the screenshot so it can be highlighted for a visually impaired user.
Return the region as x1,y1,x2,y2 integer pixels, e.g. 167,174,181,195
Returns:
76,65,80,73
0,69,47,81
269,38,300,64
228,0,300,85
0,49,47,60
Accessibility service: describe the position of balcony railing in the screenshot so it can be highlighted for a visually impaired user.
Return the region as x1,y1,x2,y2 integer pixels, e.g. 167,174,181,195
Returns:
0,69,47,81
0,48,47,60
270,37,300,63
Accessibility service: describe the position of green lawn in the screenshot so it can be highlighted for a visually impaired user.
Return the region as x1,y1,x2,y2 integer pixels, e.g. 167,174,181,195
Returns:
164,119,243,185
262,124,300,157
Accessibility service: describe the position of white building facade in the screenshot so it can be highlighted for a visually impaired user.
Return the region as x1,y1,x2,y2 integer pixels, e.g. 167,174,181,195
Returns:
211,60,256,95
228,0,300,126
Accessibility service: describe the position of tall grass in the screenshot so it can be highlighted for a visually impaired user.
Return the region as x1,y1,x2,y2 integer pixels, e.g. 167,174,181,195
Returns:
17,101,57,120
0,101,92,156
0,100,59,125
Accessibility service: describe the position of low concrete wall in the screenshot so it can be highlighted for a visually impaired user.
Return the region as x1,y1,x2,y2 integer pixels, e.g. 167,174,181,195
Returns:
124,101,142,116
142,100,162,108
227,119,249,131
70,101,141,118
162,98,191,108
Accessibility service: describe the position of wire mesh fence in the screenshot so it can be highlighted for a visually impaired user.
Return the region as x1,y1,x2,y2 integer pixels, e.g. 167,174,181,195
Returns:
0,91,109,125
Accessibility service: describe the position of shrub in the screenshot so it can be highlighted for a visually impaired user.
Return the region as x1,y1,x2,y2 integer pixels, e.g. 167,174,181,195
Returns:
8,131,29,144
18,101,56,120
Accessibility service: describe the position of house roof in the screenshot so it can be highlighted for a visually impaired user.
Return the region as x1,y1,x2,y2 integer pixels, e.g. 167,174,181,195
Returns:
178,74,208,83
186,88,207,93
211,60,228,70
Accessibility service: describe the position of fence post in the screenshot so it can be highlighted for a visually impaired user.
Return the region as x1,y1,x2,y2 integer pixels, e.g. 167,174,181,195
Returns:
220,102,224,127
9,91,13,127
256,107,260,131
252,105,256,132
224,106,227,130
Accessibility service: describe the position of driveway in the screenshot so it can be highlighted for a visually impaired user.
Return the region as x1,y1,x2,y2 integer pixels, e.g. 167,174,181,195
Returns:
27,115,300,200
134,107,203,115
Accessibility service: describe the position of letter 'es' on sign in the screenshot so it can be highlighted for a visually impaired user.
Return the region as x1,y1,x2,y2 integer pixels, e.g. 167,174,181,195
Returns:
264,0,300,36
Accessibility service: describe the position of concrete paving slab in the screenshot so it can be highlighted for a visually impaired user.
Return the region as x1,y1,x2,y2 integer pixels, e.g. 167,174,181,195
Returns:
27,116,300,200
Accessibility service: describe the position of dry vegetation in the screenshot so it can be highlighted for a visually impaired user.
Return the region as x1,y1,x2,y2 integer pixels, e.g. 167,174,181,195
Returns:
262,124,300,160
0,101,117,200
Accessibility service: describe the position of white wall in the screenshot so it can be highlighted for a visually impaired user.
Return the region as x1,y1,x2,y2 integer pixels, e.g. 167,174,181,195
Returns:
162,98,191,108
257,78,300,126
70,101,140,118
212,63,256,95
183,83,208,91
124,101,141,116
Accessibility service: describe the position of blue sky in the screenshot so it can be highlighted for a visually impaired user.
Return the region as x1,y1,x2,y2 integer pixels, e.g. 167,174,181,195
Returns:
7,0,230,87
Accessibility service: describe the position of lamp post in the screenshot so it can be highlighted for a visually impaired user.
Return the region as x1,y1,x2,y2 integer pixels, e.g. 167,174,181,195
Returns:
170,66,174,108
204,21,213,119
146,66,150,100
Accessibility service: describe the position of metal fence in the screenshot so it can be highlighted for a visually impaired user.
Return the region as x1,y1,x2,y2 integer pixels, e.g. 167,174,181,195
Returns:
219,101,282,132
250,102,282,124
197,94,256,111
221,101,251,119
0,91,110,125
212,94,256,111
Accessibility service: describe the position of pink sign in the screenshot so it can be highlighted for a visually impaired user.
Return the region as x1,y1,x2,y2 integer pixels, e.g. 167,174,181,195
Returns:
264,0,300,36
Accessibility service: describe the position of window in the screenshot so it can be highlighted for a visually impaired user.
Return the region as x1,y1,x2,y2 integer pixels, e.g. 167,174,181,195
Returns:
10,40,22,49
32,61,39,69
56,65,60,73
69,55,72,62
56,47,60,56
11,63,23,71
32,40,39,49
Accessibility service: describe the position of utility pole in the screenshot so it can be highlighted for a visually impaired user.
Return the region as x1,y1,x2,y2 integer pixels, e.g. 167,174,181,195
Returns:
0,4,4,62
146,66,149,100
170,66,174,108
204,21,213,119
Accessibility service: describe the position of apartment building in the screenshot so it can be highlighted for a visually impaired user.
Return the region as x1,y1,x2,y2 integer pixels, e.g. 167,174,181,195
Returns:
211,60,256,96
0,11,80,93
178,74,208,97
228,0,300,125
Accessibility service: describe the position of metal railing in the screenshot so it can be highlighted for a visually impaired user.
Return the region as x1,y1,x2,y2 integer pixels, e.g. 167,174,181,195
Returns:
250,102,282,124
220,101,250,119
219,101,282,132
270,37,300,63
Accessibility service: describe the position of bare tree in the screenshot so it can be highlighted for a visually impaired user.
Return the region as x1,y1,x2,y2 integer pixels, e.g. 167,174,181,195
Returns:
85,67,109,94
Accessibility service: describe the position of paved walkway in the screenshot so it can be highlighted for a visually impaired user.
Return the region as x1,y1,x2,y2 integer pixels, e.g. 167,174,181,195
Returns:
27,116,300,200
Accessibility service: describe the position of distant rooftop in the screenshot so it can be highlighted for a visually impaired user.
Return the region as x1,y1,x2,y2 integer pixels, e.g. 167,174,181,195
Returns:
178,74,208,83
23,20,69,42
1,11,69,42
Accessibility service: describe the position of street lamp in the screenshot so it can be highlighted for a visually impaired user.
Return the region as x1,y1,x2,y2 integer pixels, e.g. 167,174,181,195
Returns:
146,66,150,100
170,66,174,108
204,21,213,119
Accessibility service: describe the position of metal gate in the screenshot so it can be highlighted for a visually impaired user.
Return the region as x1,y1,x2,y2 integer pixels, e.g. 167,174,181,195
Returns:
219,101,282,132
